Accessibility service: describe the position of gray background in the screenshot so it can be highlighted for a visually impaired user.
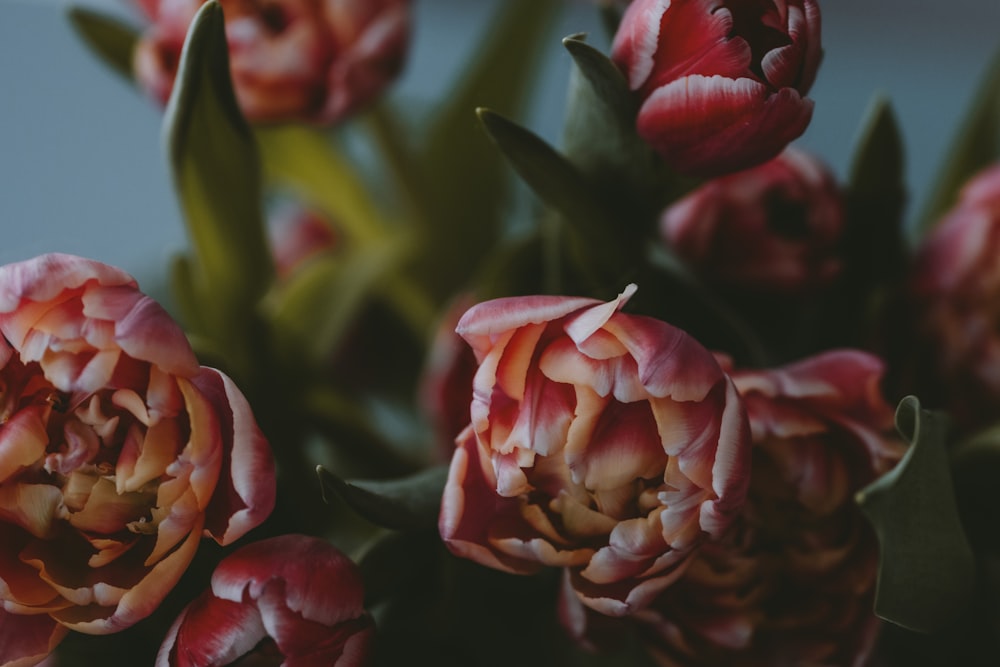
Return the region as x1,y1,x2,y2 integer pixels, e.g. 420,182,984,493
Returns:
2,0,1000,286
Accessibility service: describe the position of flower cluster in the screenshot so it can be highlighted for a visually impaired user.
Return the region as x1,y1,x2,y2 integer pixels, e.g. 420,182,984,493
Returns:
7,0,1000,664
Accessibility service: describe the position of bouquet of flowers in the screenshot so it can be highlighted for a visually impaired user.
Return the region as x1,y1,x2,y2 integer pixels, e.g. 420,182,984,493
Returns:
3,0,1000,664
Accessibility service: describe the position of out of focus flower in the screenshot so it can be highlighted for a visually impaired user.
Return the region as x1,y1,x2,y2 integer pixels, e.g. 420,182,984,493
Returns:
0,254,274,663
157,534,373,667
661,148,844,294
268,203,338,279
610,0,822,177
439,285,750,616
907,164,1000,433
564,350,903,665
134,0,411,124
418,296,479,463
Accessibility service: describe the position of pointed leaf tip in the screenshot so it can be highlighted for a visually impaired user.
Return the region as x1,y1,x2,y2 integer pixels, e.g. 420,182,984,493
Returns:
68,6,139,81
857,396,976,633
317,465,449,532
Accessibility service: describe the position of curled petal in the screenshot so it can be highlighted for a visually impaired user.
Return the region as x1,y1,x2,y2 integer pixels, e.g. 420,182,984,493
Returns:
638,75,813,176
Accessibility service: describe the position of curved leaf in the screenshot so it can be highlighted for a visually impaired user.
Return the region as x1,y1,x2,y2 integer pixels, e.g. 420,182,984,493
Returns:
856,396,976,633
317,465,448,532
163,1,273,318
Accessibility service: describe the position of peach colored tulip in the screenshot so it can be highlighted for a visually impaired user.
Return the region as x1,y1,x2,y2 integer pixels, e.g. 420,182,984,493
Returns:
0,254,275,664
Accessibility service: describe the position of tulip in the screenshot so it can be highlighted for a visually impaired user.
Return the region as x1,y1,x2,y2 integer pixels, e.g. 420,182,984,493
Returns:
611,0,822,177
157,534,373,667
907,164,1000,433
661,148,844,294
564,350,904,665
134,0,411,125
439,285,751,616
0,254,275,664
268,204,338,279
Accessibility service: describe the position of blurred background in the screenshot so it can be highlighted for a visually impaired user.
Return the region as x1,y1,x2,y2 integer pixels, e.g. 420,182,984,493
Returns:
2,0,999,286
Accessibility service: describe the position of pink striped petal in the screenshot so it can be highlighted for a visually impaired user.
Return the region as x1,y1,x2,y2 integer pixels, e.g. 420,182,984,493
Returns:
192,369,276,546
637,75,813,177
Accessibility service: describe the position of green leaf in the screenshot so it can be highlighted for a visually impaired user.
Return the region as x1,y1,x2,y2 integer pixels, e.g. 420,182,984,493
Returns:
856,396,976,633
916,45,1000,235
317,465,449,532
951,424,1000,557
262,236,408,368
849,95,906,199
844,95,907,283
67,6,138,81
477,108,625,282
163,1,273,328
357,530,443,607
561,35,644,178
412,0,560,299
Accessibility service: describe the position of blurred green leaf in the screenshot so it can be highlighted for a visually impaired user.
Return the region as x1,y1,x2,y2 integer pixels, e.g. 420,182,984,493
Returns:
358,530,443,607
262,237,408,369
598,2,625,40
916,45,1000,235
857,396,976,633
478,108,626,283
412,0,560,299
317,464,448,532
163,1,273,329
255,126,390,246
844,95,907,283
849,96,906,201
951,424,1000,557
67,6,138,81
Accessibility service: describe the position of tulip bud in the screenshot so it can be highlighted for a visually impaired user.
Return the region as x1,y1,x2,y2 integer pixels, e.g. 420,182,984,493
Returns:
157,534,373,667
611,0,822,177
661,148,844,294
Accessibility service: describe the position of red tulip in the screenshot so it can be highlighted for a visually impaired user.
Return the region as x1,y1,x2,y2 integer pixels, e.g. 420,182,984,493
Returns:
611,0,822,177
439,285,751,616
661,148,844,294
134,0,411,125
907,164,1000,433
157,534,373,667
0,254,275,663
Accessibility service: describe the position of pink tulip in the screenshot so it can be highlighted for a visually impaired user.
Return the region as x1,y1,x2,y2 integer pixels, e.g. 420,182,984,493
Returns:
661,148,844,294
0,254,275,664
611,0,822,177
157,534,373,667
907,164,1000,433
134,0,411,125
268,204,338,279
564,350,904,665
439,285,751,617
